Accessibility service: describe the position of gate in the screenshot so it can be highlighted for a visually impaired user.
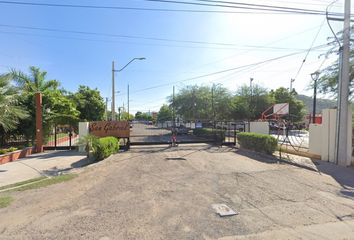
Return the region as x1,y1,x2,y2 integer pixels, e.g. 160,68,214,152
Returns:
129,120,245,146
43,125,78,150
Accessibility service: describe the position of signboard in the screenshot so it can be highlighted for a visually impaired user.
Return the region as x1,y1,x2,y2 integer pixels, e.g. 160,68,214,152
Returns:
89,121,130,138
196,122,203,129
273,103,289,115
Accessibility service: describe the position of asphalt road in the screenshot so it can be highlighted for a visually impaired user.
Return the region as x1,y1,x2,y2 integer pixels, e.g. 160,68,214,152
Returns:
0,145,354,239
130,123,209,143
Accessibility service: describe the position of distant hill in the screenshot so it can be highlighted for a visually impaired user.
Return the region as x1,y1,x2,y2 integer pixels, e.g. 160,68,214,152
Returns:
296,94,336,114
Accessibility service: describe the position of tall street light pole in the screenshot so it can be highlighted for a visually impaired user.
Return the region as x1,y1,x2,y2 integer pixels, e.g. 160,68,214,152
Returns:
111,57,146,121
311,72,319,124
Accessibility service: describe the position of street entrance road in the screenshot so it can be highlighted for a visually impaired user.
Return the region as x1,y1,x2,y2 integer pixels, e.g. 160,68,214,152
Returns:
1,145,354,239
130,123,209,143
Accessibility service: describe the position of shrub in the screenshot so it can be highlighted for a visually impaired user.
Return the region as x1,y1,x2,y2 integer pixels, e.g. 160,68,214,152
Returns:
237,132,277,155
93,136,119,161
0,147,18,155
193,128,225,142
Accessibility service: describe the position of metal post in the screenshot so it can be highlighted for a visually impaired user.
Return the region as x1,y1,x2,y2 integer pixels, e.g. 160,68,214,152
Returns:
112,61,115,121
336,0,351,166
173,86,175,128
105,97,108,120
54,125,57,150
290,78,295,92
212,84,215,128
312,78,317,124
128,84,130,121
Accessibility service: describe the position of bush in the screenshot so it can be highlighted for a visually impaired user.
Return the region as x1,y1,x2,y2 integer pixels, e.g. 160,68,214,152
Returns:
193,128,225,142
93,136,119,161
0,147,18,155
237,132,277,155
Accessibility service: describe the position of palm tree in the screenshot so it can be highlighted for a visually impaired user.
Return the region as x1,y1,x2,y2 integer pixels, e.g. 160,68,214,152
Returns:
11,66,59,93
0,74,28,132
9,67,61,144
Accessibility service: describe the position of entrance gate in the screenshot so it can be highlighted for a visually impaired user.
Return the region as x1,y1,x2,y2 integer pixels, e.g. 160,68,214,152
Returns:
43,125,78,150
129,120,245,146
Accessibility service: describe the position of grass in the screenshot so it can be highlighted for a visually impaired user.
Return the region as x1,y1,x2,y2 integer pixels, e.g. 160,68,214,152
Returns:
0,174,78,192
0,196,13,208
14,174,78,192
0,176,47,191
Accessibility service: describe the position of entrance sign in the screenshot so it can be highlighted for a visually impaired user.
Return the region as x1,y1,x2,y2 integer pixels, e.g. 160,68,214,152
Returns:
89,121,130,138
273,103,289,115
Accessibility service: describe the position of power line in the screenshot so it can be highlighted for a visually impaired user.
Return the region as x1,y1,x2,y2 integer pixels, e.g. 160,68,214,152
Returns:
0,0,349,16
292,17,327,80
129,46,328,94
0,0,318,15
0,29,327,52
0,23,324,51
145,0,347,16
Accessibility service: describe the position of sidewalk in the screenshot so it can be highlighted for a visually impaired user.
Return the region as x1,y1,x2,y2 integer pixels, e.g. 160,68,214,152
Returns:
0,151,89,188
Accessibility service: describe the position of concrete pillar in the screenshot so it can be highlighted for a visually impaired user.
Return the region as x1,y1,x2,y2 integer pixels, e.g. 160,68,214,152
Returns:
35,92,43,153
78,122,89,152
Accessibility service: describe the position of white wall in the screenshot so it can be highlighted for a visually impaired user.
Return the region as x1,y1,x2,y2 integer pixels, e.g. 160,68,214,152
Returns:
78,122,89,152
309,107,352,166
249,122,269,135
309,124,322,156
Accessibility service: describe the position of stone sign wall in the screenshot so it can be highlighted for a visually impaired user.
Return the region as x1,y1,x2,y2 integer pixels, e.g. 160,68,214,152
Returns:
89,121,130,138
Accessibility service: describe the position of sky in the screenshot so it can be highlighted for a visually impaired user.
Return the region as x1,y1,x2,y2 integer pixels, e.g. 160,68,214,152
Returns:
0,0,352,114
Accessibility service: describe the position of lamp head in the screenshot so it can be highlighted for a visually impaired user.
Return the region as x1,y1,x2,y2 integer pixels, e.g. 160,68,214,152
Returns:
137,57,146,60
311,71,320,81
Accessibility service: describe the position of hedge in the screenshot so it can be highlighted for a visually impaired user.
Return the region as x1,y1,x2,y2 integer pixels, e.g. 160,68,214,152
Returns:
93,136,119,161
237,132,277,154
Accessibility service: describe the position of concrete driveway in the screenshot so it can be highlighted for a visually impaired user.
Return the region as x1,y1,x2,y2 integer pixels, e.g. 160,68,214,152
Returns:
0,150,88,187
0,144,353,239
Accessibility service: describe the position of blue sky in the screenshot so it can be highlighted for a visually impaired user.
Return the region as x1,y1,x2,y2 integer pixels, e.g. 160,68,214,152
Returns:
0,0,351,113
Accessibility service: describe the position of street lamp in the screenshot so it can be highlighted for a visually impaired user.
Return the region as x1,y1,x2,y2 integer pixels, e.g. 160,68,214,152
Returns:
111,57,146,121
311,71,320,124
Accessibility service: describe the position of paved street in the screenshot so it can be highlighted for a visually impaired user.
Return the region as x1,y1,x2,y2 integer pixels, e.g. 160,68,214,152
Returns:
130,123,209,143
0,145,354,239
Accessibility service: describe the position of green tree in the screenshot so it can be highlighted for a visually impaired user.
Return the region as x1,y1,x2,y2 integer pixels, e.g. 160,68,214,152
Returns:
0,74,29,144
157,104,173,122
168,85,233,120
231,84,273,120
72,85,105,121
270,87,306,122
316,26,354,97
134,111,152,121
9,66,80,143
10,67,60,143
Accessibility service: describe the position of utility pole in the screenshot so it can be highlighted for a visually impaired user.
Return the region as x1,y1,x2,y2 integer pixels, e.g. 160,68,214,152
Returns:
111,61,115,121
212,84,215,128
336,0,351,166
173,86,175,128
127,84,130,122
105,97,108,120
311,73,319,124
290,78,295,92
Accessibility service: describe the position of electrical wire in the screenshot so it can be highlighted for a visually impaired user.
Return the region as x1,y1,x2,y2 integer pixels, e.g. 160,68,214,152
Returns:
129,46,329,95
0,0,349,16
0,23,323,51
292,17,326,80
145,0,347,16
0,0,322,15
